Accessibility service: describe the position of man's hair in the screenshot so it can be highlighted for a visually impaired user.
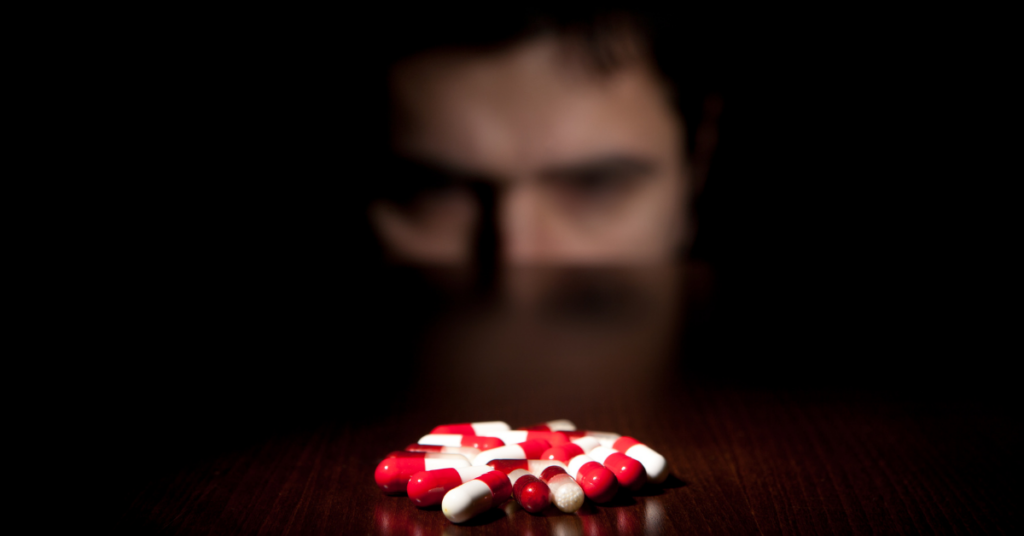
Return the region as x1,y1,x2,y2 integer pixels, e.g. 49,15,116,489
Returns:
377,6,716,155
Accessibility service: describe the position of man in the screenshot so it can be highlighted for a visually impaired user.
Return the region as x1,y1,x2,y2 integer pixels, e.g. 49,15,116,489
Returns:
368,10,716,265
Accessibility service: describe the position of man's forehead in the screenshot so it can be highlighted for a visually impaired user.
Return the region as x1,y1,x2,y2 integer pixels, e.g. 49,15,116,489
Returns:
390,35,681,179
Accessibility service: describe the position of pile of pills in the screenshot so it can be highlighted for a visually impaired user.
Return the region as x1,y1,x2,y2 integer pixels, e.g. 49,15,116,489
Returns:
374,419,667,524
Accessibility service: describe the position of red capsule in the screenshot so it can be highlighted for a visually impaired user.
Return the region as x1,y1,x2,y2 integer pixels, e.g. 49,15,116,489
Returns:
473,439,552,465
571,459,619,503
442,470,513,523
430,421,509,436
510,469,551,514
589,446,647,491
538,465,585,513
543,445,619,503
406,466,493,507
564,430,621,444
540,436,598,462
418,434,505,451
374,452,470,494
493,430,570,447
486,459,566,475
404,443,480,459
610,436,668,484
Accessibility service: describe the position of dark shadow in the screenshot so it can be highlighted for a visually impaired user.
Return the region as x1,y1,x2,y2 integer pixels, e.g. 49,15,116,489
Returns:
417,504,442,512
630,474,688,496
597,492,638,508
660,474,688,489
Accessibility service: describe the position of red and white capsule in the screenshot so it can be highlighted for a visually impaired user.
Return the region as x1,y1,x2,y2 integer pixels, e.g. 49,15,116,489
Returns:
565,430,621,446
418,434,505,451
486,459,566,475
431,421,510,436
569,436,602,452
588,446,647,491
473,439,551,465
542,442,619,503
538,465,585,513
492,430,570,447
518,419,577,432
406,466,493,507
539,437,599,462
405,443,481,459
507,469,551,513
611,437,668,484
375,452,470,494
442,470,512,523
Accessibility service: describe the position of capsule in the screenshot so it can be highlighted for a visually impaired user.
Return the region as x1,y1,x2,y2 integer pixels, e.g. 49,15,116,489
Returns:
611,436,668,484
375,452,470,494
508,469,551,513
492,430,570,447
405,443,481,459
542,444,619,503
547,436,601,456
588,446,647,491
418,434,505,451
386,449,470,464
565,430,622,446
441,470,512,523
474,439,552,465
406,466,493,507
485,459,565,475
538,465,585,513
518,419,577,432
431,421,510,436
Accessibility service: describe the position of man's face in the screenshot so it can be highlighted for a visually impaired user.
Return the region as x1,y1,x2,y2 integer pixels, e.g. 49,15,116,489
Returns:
373,34,688,264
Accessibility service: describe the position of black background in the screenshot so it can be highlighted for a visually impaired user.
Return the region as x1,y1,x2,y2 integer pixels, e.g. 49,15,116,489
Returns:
87,5,1016,514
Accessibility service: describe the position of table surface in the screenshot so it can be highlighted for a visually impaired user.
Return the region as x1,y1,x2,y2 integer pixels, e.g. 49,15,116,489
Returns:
107,265,1019,535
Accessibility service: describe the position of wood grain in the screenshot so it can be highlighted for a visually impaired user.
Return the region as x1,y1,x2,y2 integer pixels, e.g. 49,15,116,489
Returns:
107,266,1019,534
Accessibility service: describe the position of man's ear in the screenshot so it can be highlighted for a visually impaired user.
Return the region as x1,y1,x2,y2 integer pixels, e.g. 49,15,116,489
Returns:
690,93,722,196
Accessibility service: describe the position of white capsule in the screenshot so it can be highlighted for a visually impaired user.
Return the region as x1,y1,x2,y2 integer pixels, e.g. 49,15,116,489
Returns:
624,444,668,483
424,453,471,470
507,468,531,485
441,471,511,523
473,439,549,466
545,472,584,513
570,436,601,452
474,445,526,465
492,431,529,444
526,460,566,475
469,421,511,435
567,454,597,477
541,419,577,431
587,446,616,464
442,479,494,523
431,421,511,436
418,434,465,447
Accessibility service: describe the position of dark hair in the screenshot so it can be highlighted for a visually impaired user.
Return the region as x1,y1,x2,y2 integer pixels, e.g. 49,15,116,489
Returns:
377,7,715,155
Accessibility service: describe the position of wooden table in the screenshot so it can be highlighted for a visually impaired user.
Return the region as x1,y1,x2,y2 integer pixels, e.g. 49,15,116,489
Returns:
107,265,1019,534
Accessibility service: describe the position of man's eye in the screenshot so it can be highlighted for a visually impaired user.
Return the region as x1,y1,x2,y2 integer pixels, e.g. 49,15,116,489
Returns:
560,173,631,197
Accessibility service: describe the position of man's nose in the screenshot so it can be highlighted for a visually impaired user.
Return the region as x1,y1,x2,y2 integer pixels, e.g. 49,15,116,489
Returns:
469,181,552,266
496,183,551,264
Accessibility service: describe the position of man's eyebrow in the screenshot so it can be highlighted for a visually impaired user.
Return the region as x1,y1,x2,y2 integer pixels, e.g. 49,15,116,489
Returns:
538,155,657,182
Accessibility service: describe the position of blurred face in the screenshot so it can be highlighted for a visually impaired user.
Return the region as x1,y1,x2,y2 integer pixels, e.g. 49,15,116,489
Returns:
373,34,689,264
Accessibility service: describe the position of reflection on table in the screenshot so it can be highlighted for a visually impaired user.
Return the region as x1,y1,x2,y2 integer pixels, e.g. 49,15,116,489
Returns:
373,492,668,536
